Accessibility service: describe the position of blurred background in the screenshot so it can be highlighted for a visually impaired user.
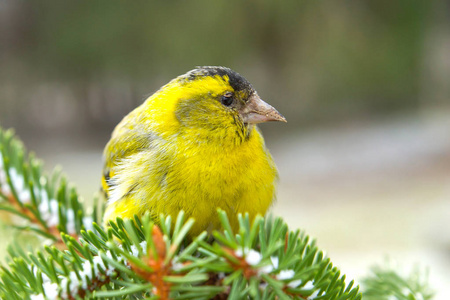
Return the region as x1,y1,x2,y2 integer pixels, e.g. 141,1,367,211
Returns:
1,1,449,298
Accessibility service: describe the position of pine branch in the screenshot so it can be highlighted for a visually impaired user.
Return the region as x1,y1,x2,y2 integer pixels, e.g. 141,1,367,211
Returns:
0,211,362,300
361,263,434,300
0,128,101,247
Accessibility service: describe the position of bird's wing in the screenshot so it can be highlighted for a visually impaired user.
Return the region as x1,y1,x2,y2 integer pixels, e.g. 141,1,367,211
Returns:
101,113,155,199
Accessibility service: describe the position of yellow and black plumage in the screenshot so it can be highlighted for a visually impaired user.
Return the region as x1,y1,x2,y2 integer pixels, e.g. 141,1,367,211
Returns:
102,66,286,236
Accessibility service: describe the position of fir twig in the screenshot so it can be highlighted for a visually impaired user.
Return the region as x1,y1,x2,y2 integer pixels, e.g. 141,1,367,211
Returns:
362,263,434,300
0,208,364,299
0,128,100,248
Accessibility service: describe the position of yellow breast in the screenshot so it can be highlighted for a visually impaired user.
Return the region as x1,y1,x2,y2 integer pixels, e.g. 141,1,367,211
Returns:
104,126,278,236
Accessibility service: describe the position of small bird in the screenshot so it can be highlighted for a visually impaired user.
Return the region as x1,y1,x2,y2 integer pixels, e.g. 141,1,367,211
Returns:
102,66,286,236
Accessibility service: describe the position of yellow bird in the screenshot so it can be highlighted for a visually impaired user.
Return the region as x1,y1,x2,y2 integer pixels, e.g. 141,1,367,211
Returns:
102,66,286,236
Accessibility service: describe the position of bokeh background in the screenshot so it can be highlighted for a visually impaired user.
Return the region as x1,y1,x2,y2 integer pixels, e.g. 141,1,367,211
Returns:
1,1,449,298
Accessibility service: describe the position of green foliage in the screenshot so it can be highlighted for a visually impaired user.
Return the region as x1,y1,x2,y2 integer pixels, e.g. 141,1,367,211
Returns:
0,128,101,244
0,210,362,300
362,264,434,300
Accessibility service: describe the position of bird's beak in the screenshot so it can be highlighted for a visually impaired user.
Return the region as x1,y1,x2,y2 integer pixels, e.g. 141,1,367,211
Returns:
240,94,287,124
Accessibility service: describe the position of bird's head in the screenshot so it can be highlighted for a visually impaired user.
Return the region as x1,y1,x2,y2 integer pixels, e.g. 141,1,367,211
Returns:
146,66,286,143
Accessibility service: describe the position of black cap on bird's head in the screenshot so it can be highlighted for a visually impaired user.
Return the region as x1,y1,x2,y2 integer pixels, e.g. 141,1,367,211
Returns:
183,66,286,125
186,66,254,95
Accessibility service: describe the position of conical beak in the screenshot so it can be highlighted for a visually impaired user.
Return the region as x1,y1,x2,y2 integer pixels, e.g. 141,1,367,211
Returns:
240,94,287,124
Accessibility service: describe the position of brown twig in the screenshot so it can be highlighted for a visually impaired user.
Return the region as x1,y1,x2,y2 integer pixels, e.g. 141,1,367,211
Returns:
129,225,173,300
223,248,258,279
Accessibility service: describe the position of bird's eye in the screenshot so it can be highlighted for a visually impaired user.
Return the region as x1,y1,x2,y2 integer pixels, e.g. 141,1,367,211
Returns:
221,93,234,107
